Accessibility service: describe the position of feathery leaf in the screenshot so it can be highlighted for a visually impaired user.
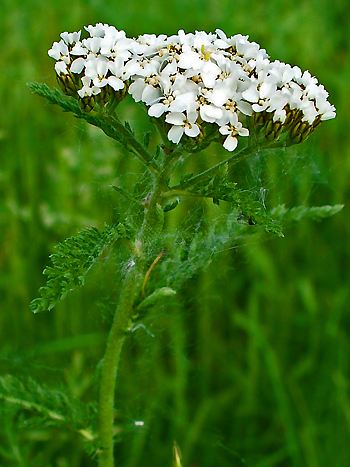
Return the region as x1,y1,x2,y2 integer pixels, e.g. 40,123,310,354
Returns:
30,224,127,313
0,375,96,440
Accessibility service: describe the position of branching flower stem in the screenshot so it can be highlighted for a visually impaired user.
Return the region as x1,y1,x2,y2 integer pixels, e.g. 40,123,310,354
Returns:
107,112,160,174
167,141,282,194
168,145,255,193
97,164,167,467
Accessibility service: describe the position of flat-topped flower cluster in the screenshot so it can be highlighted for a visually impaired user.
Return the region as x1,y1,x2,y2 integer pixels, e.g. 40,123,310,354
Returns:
49,24,336,151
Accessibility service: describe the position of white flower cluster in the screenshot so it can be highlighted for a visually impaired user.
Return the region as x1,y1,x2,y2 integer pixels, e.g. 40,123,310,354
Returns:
49,24,336,151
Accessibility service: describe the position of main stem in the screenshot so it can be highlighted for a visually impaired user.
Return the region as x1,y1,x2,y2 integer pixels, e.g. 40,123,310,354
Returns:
97,173,165,467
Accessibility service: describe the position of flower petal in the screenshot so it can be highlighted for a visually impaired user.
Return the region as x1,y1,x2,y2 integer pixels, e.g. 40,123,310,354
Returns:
166,112,185,126
70,58,86,74
185,124,200,138
142,85,161,105
223,135,238,152
242,86,259,103
128,79,145,101
148,103,166,118
168,125,184,144
107,76,124,91
200,104,223,123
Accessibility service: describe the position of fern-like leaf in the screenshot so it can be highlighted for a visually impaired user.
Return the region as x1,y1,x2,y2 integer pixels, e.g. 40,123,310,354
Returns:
187,168,284,236
30,224,126,313
271,204,344,222
28,82,157,171
0,375,96,440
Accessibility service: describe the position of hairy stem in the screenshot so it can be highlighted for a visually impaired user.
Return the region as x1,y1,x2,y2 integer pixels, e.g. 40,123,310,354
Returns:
97,174,165,467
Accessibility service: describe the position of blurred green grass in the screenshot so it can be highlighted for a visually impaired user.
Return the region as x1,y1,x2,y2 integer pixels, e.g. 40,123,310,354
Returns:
1,0,349,465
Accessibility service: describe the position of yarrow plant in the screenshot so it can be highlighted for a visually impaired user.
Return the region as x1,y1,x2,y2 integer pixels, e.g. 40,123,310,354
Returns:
12,23,341,467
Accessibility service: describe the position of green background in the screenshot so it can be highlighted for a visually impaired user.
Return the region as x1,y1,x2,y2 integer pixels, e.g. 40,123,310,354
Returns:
1,0,349,465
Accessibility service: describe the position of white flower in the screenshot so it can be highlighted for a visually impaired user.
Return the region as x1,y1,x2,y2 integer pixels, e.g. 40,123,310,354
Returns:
148,91,197,117
100,36,133,61
124,57,160,79
82,37,102,55
85,23,108,38
132,33,169,56
241,82,260,104
318,100,336,121
108,58,127,90
54,61,68,75
77,76,101,98
219,114,249,152
148,73,197,117
70,43,87,56
166,111,200,143
60,31,81,45
84,57,125,91
199,61,221,88
48,40,69,62
128,78,162,104
177,45,202,70
200,103,223,123
300,100,318,125
205,80,252,125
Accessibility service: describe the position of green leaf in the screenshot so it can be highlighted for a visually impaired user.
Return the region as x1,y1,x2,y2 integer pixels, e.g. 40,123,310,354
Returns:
30,224,126,313
28,82,158,171
271,204,344,222
28,82,126,145
188,167,283,236
0,375,96,440
28,81,81,113
137,287,177,311
158,209,250,289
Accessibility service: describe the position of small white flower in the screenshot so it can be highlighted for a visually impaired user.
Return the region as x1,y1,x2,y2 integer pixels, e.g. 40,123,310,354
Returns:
199,61,221,88
132,33,169,56
60,31,81,45
318,100,336,121
54,61,68,75
85,23,108,38
83,57,125,91
219,114,249,152
148,91,197,117
70,43,87,56
77,76,101,98
124,57,160,79
134,420,144,427
241,83,259,103
178,45,202,70
128,78,162,104
166,111,200,143
300,100,318,125
48,40,69,62
82,37,102,55
100,36,133,61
